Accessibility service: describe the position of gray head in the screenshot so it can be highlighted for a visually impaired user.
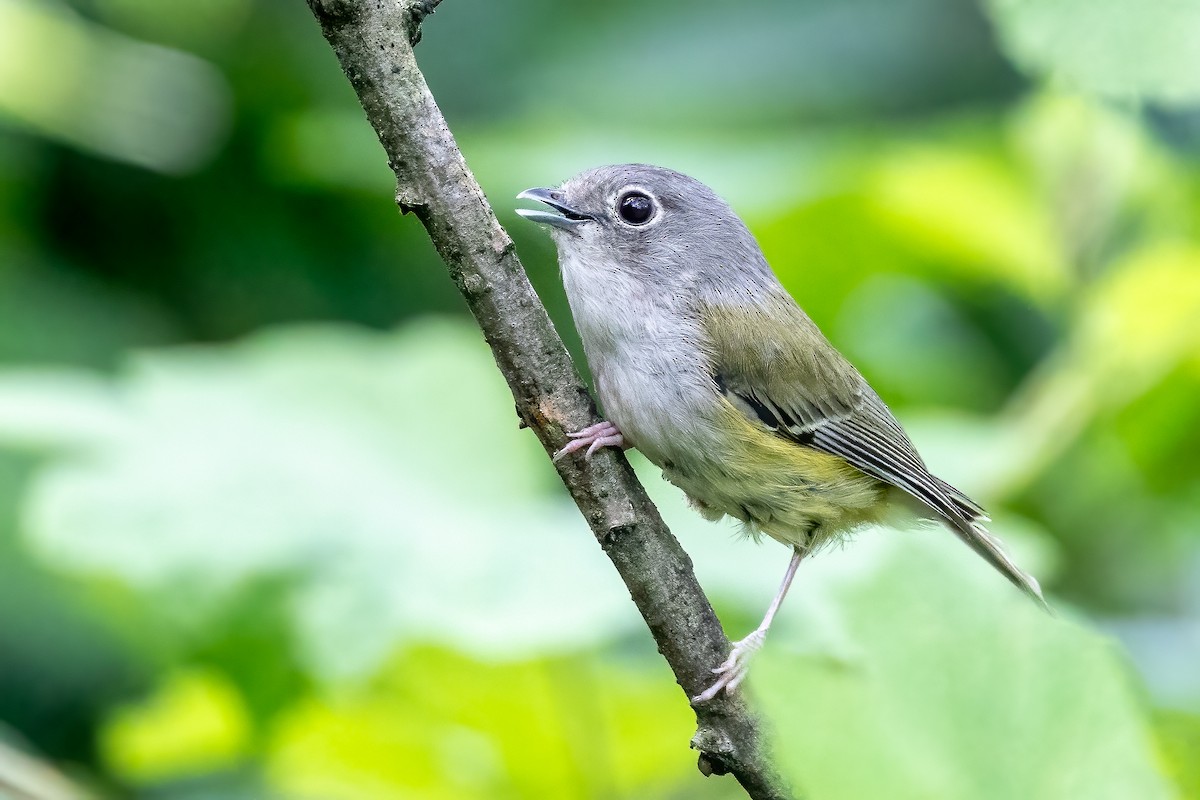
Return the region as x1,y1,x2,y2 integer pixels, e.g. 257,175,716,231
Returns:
516,164,773,288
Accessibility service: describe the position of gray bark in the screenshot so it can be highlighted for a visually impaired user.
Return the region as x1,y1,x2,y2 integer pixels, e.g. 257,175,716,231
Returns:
302,2,793,797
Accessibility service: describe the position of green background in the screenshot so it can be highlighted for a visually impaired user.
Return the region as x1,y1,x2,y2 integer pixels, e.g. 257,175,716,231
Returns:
1,0,1198,797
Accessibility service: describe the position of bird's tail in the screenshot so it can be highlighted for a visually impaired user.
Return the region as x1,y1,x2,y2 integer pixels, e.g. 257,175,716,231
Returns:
916,477,1049,612
947,513,1049,613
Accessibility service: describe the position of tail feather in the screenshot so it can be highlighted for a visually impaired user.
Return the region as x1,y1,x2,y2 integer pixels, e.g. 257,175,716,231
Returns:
906,478,1049,612
932,476,987,519
947,514,1050,613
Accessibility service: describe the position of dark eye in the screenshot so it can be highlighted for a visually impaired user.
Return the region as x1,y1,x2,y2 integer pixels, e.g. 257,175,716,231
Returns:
617,191,654,225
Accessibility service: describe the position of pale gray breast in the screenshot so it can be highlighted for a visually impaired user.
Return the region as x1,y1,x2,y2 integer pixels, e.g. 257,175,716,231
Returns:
561,255,720,467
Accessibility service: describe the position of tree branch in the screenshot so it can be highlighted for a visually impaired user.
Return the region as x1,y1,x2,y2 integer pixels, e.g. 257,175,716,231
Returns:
302,3,792,797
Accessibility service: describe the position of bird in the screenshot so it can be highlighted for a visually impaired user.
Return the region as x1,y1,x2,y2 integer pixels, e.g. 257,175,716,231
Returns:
516,163,1046,703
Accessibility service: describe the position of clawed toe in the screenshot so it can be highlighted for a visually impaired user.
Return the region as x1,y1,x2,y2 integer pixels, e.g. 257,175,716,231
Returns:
692,629,766,703
553,420,625,461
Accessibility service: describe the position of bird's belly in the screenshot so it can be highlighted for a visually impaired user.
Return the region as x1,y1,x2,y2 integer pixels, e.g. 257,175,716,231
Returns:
669,435,888,549
668,460,886,550
598,366,887,548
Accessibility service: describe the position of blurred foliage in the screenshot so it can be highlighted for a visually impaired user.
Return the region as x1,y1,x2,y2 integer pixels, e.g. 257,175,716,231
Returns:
1,0,1199,797
100,669,252,784
760,537,1170,799
987,0,1200,105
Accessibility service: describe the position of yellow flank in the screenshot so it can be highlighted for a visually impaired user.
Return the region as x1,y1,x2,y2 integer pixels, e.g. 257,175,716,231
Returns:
663,397,888,551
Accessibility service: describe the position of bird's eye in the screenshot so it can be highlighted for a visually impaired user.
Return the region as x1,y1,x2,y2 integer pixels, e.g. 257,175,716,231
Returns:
617,191,655,225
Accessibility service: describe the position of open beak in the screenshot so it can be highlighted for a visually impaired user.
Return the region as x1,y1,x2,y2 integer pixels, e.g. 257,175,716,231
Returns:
516,187,592,231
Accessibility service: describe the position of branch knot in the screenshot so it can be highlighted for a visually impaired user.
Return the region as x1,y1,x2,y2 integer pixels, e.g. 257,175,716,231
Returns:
404,0,445,45
307,0,361,23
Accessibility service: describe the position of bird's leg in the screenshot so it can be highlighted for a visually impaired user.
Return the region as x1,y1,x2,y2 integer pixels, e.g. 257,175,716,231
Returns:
693,546,804,703
553,420,626,461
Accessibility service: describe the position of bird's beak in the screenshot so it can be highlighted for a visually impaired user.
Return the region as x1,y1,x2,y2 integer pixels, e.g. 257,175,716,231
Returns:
516,187,592,231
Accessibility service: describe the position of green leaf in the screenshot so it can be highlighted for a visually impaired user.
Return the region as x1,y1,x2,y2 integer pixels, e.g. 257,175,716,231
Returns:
99,668,252,784
1154,709,1200,798
986,0,1200,104
265,647,714,800
0,0,231,173
1080,242,1200,381
752,534,1174,800
0,369,127,451
865,145,1068,300
17,321,637,679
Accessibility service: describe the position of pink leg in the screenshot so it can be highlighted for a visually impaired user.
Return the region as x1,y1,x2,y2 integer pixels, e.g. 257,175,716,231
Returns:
553,420,626,461
693,546,804,704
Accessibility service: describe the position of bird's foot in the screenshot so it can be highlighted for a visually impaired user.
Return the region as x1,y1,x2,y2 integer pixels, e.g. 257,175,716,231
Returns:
553,420,625,461
692,628,767,703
